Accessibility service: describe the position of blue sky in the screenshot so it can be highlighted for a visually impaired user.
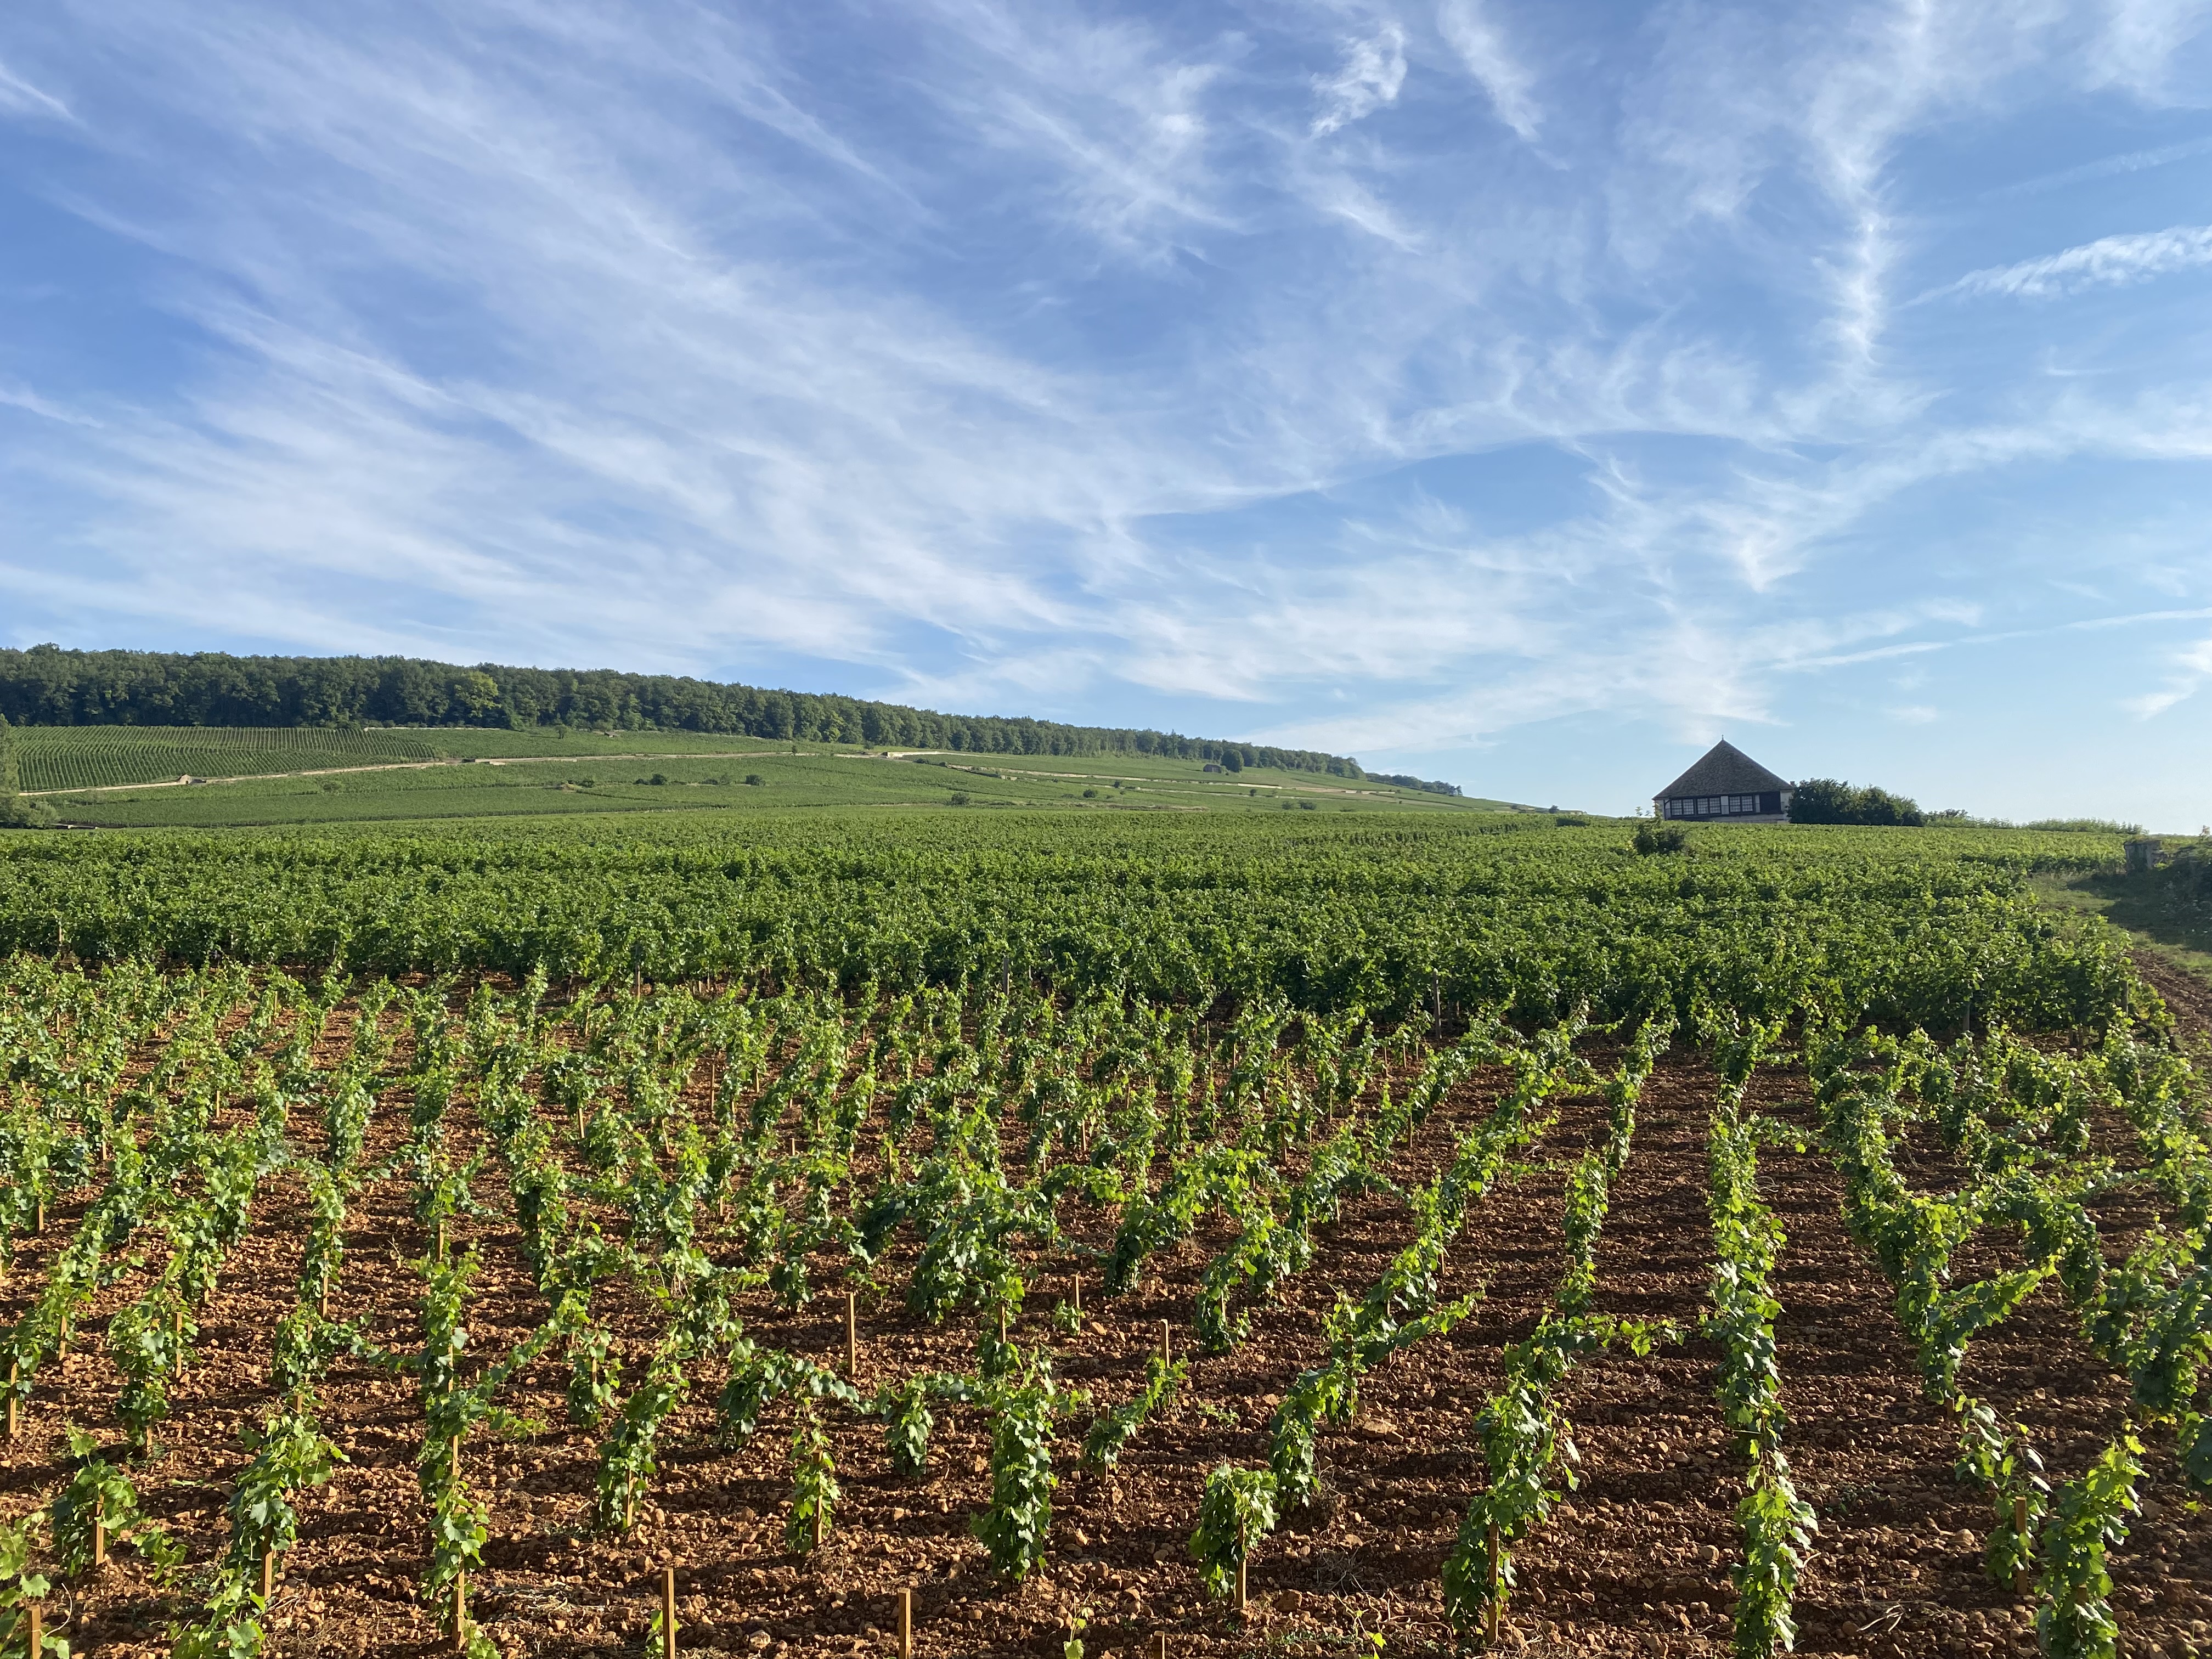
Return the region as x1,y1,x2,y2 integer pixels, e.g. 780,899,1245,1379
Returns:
2,1,2210,824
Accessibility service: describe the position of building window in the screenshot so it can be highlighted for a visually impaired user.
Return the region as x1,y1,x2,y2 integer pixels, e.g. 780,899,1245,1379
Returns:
1663,790,1784,819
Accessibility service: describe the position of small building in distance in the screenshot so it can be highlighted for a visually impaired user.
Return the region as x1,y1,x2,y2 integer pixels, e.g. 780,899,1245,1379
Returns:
2126,837,2182,873
1654,741,1793,824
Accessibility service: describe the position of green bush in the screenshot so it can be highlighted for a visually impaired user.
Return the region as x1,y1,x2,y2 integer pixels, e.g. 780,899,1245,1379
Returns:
1791,778,1924,826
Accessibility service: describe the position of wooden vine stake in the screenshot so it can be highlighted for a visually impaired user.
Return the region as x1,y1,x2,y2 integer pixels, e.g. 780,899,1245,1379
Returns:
661,1564,678,1659
1484,1522,1501,1644
1234,1510,1249,1616
845,1291,859,1379
452,1572,467,1653
898,1587,913,1659
24,1600,38,1659
260,1545,274,1602
1150,1634,1166,1659
1158,1321,1171,1368
318,1273,331,1319
92,1494,106,1568
998,1304,1009,1346
436,1216,448,1262
2013,1496,2032,1595
1070,1274,1082,1331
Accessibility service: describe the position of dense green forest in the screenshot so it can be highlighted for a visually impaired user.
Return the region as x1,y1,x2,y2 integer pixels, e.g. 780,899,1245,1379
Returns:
0,645,1363,776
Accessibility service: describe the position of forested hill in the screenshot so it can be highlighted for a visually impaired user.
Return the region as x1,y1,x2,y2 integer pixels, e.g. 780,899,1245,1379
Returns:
0,645,1363,776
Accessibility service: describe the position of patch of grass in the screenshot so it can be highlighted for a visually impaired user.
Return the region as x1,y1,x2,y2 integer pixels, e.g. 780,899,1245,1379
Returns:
37,745,1518,829
2030,870,2212,985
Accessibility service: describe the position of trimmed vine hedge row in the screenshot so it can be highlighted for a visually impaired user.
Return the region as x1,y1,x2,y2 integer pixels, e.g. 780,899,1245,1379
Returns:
0,816,2129,1032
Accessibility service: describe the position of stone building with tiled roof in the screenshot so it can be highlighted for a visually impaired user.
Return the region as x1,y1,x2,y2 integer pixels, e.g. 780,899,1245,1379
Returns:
1653,740,1792,824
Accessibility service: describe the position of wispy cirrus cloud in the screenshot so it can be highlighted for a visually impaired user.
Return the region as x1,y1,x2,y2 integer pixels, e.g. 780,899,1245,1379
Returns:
1310,23,1407,136
1938,222,2212,298
0,380,97,426
2086,0,2212,97
0,56,73,122
1989,131,2212,196
1437,0,1541,140
0,0,2209,820
2126,631,2212,716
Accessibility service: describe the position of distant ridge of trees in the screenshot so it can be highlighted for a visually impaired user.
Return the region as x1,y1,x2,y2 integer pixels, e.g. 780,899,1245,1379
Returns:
0,645,1364,777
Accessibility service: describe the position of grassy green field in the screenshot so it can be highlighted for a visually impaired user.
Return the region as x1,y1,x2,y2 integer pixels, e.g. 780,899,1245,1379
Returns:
2030,866,2212,981
13,724,817,793
24,731,1536,828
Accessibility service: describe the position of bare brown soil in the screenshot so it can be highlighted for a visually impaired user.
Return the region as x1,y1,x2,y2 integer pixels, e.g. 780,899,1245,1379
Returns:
2135,951,2212,1045
9,1034,2212,1659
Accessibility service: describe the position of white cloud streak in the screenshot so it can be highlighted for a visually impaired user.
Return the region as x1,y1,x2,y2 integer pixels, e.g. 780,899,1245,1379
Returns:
2127,633,2212,716
0,57,74,122
2086,0,2212,97
1311,24,1407,136
1942,222,2212,298
0,381,98,426
0,0,2207,792
1989,131,2212,196
1436,0,1541,139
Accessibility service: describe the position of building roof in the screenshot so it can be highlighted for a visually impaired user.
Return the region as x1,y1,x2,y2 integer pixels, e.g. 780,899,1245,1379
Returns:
1656,740,1792,800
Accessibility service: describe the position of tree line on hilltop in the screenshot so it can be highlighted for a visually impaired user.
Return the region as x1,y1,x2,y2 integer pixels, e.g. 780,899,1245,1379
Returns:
0,646,1363,777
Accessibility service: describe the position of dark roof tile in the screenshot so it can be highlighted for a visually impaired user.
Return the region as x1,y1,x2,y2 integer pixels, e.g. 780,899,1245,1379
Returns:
1657,740,1791,799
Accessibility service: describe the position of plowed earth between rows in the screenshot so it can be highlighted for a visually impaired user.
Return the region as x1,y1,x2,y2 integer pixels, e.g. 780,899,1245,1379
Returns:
7,1005,2210,1659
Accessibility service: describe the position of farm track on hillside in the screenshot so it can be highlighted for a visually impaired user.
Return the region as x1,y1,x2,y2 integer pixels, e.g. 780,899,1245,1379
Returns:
23,753,800,797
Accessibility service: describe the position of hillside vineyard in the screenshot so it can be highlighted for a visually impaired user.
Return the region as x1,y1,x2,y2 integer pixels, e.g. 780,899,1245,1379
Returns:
0,816,2205,1658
